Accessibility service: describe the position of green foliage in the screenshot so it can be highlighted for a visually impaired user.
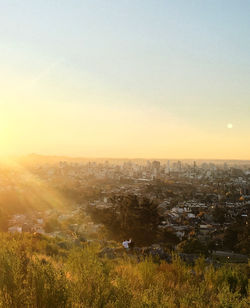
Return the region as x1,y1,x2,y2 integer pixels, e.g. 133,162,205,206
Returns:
224,223,250,254
0,233,248,307
28,259,68,308
67,245,116,307
177,238,208,255
0,209,9,231
212,206,226,224
44,218,62,233
88,195,160,245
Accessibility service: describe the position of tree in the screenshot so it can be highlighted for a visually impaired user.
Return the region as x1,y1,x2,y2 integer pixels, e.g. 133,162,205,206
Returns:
0,209,9,231
177,239,208,255
44,218,61,233
87,194,160,245
212,206,226,224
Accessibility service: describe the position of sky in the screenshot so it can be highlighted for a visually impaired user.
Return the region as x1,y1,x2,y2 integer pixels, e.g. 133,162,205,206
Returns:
0,0,250,159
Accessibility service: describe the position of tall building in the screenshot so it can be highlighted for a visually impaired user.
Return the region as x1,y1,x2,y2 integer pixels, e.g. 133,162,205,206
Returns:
165,160,170,174
177,160,182,172
193,161,197,173
152,160,161,178
152,160,161,170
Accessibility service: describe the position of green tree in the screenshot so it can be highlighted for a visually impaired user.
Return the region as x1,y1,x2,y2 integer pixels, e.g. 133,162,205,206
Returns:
177,239,208,255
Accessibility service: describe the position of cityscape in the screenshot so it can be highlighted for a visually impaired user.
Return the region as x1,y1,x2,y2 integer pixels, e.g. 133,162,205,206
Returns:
0,0,249,307
2,156,249,261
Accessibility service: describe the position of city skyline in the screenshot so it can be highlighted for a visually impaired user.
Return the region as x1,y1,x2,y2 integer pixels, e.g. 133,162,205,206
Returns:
1,1,250,159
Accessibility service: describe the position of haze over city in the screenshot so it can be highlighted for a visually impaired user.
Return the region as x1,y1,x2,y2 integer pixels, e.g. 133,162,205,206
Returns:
0,1,250,159
0,2,250,307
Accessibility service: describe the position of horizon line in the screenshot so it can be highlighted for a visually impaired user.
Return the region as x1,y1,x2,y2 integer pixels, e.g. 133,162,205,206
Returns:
3,153,250,162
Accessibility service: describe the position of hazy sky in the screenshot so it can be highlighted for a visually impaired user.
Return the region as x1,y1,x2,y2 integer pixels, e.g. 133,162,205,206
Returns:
0,1,250,159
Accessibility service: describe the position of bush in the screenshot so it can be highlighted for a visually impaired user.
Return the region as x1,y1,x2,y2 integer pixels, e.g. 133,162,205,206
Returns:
0,233,248,307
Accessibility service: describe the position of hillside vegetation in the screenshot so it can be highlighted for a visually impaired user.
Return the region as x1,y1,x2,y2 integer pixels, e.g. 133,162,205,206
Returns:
0,233,248,308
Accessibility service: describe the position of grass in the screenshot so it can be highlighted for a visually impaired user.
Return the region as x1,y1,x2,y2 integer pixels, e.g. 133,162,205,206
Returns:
0,233,248,307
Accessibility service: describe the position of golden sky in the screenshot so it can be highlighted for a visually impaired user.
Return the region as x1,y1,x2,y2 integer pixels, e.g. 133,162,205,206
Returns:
0,1,249,159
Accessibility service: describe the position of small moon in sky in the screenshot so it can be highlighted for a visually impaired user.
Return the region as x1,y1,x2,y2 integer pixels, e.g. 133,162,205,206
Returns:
227,123,233,129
